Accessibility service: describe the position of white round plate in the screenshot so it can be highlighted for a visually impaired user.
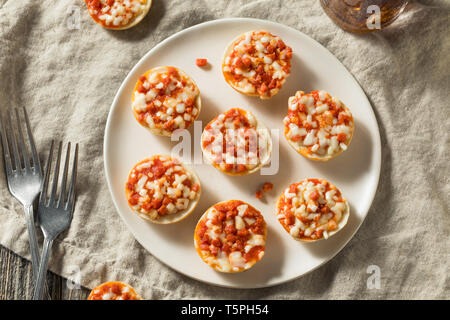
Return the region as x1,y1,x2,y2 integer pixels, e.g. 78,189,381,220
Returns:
104,18,381,288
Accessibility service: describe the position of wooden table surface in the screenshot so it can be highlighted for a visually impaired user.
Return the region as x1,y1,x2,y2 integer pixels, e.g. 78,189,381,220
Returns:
0,245,89,300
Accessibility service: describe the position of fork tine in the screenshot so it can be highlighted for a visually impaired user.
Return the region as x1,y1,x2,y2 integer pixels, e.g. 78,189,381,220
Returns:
57,142,71,208
40,141,54,205
14,108,30,171
6,112,22,171
23,107,41,174
49,141,62,206
0,111,13,175
66,143,78,212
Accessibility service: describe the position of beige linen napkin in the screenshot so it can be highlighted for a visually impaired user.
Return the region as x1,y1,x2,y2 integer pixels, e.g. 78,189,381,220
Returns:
0,0,448,299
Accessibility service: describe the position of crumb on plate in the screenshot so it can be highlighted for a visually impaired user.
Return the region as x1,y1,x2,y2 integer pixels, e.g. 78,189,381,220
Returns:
262,182,273,192
196,58,208,67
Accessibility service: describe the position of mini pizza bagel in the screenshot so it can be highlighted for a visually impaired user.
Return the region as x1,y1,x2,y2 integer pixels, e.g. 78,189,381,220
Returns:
88,281,141,300
284,90,354,161
132,66,201,136
276,179,349,242
194,200,267,273
222,30,292,99
201,108,272,176
125,155,201,224
85,0,152,30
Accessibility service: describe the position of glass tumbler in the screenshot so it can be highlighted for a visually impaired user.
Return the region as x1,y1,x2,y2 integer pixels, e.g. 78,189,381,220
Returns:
320,0,409,33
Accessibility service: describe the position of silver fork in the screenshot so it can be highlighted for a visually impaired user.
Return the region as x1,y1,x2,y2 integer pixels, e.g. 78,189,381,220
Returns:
32,141,78,300
0,108,42,281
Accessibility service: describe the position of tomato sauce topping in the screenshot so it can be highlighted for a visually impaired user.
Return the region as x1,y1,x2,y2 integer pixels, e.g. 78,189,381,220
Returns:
277,179,348,241
126,155,200,220
88,281,140,300
284,90,354,159
85,0,147,28
195,200,266,272
132,66,200,135
201,108,271,174
223,31,292,99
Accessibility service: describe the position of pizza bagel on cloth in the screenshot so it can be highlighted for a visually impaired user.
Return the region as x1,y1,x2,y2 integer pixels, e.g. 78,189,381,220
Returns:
88,281,141,300
84,0,152,30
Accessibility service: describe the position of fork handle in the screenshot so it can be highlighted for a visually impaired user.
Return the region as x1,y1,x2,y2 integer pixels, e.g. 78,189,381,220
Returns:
33,237,53,300
24,204,40,280
25,205,51,300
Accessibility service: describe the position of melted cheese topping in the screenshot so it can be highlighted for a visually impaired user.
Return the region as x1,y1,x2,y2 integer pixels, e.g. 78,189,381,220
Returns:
223,31,292,99
85,0,147,28
277,179,348,241
132,66,200,135
88,281,140,300
125,155,200,220
201,108,271,175
284,90,354,159
195,200,266,273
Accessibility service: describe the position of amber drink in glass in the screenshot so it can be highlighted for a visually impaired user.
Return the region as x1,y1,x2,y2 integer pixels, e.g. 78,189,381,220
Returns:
320,0,409,33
